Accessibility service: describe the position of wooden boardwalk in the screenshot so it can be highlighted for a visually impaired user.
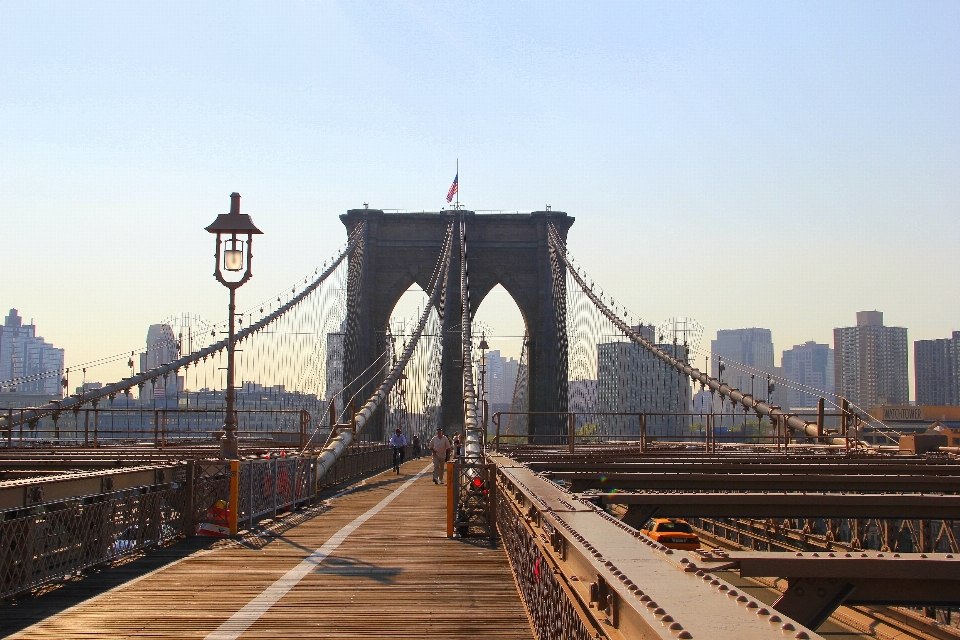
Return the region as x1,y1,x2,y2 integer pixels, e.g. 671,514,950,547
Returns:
2,460,534,640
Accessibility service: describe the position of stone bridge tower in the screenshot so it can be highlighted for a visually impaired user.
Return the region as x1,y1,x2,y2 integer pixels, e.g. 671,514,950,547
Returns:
340,209,574,441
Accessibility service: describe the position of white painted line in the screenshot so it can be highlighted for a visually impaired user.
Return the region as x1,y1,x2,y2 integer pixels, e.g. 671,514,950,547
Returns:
204,463,434,640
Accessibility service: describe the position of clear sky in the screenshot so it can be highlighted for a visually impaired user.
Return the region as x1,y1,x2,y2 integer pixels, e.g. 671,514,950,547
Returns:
2,1,958,394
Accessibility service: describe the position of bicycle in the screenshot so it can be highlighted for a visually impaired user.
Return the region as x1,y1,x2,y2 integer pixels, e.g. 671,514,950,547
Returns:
392,446,404,474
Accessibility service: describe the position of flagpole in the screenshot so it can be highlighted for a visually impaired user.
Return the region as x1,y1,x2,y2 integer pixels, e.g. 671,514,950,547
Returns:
456,158,459,209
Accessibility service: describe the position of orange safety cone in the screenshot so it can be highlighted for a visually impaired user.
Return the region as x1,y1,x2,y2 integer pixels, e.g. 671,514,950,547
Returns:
197,499,231,536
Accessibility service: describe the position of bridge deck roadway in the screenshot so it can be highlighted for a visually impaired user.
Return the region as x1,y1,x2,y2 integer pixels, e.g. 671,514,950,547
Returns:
2,459,534,640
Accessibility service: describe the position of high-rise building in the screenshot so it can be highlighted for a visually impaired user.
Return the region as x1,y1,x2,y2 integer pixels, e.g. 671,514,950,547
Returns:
0,309,64,396
711,328,774,375
139,324,181,400
708,327,789,415
597,326,691,435
483,350,519,411
781,342,835,409
914,331,960,406
833,311,908,409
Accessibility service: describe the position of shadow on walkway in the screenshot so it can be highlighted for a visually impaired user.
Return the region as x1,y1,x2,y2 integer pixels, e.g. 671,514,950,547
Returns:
0,536,217,637
0,462,430,637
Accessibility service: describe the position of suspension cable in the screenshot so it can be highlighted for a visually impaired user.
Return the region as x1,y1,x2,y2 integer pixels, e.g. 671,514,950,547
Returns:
460,217,482,460
547,223,861,448
0,223,365,430
316,220,455,478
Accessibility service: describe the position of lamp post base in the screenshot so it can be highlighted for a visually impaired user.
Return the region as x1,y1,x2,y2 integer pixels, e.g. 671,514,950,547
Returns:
220,433,239,460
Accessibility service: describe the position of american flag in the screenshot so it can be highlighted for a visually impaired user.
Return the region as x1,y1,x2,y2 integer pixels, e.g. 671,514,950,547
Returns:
446,173,458,203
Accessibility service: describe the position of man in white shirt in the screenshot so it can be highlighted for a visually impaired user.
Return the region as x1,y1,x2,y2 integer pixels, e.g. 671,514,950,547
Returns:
389,428,408,473
428,427,452,484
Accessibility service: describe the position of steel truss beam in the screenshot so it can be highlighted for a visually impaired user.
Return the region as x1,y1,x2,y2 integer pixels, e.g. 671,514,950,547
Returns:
559,471,960,493
491,452,824,639
593,491,960,520
695,550,960,630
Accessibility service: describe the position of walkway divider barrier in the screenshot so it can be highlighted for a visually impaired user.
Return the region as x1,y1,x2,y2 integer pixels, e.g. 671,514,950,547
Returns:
231,443,409,532
447,458,497,539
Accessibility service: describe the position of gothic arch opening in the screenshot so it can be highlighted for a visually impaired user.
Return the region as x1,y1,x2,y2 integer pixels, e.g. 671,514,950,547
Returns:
473,283,528,434
383,283,442,442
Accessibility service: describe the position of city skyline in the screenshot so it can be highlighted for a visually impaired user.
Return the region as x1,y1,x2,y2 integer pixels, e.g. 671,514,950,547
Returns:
2,2,957,396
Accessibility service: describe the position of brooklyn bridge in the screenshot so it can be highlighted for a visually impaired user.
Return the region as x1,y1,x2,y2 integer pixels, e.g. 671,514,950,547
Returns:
1,201,958,640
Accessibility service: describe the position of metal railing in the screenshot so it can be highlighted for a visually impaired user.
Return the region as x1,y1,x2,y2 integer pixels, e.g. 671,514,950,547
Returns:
0,461,230,600
446,459,496,539
236,456,316,530
494,465,607,640
492,411,873,453
0,408,316,449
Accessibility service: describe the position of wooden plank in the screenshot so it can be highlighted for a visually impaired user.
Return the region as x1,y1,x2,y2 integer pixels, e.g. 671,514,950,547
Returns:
5,460,533,640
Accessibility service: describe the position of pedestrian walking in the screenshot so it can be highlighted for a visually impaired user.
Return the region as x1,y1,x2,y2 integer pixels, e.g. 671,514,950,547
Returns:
453,432,463,458
412,434,421,458
429,428,452,484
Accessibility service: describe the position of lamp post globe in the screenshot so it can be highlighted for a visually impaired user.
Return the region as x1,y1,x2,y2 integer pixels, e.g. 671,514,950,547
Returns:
205,192,263,459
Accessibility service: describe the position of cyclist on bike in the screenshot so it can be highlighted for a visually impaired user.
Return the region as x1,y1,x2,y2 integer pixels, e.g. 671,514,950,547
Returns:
389,428,408,474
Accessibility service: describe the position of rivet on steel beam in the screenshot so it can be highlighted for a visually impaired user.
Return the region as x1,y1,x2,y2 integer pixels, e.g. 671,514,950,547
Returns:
677,631,693,638
769,615,782,623
695,570,705,576
710,579,721,586
718,584,728,591
727,590,739,597
736,595,748,603
640,594,651,602
757,608,770,615
645,601,659,609
746,601,759,609
795,633,810,639
661,615,674,622
628,584,639,592
669,622,683,631
781,623,796,631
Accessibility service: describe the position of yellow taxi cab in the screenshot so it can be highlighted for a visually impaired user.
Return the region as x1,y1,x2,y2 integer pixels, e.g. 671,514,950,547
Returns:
640,518,701,550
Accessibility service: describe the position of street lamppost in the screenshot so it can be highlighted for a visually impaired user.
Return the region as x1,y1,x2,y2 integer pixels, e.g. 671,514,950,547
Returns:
206,192,262,459
478,335,489,431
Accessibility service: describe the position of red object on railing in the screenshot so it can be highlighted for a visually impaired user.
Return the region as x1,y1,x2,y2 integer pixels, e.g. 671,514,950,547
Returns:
197,499,231,537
